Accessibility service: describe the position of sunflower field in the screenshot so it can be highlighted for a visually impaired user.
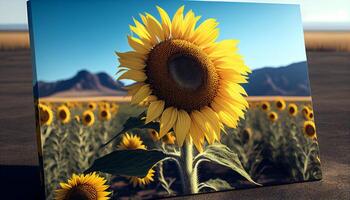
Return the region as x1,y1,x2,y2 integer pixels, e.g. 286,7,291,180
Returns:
37,98,321,200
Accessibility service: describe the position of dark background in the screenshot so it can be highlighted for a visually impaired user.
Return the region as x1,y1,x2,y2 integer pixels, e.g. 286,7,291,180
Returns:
0,50,349,199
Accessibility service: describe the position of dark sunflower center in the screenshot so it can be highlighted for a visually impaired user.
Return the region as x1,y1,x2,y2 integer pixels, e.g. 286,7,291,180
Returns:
146,39,219,111
41,110,49,122
276,102,282,108
85,115,91,123
101,111,107,117
262,104,267,110
59,110,67,119
289,107,295,113
168,55,203,90
305,125,315,136
65,184,97,200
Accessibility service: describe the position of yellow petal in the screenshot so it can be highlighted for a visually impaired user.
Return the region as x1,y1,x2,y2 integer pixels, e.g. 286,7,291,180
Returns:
191,111,215,144
174,110,191,147
127,36,151,54
123,82,144,95
171,6,185,39
201,106,221,141
159,107,178,137
131,84,151,104
145,100,165,124
118,57,145,70
189,118,204,152
156,6,172,39
145,13,164,43
118,70,146,82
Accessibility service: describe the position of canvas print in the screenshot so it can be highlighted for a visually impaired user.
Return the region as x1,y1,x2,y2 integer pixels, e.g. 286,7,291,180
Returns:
28,0,322,199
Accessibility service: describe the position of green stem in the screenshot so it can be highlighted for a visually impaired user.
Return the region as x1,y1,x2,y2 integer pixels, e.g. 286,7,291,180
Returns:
181,140,199,194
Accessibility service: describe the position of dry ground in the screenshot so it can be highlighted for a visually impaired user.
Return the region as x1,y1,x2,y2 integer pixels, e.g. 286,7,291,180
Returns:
0,49,349,199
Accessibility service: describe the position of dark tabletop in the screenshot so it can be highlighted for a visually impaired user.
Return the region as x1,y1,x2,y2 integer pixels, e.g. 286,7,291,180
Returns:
0,50,349,200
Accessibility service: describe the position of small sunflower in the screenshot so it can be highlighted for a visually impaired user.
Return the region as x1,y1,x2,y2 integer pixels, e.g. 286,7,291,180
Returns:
38,104,53,126
301,105,310,116
268,111,278,122
162,132,176,145
303,120,317,139
288,103,298,116
118,133,146,150
261,101,270,112
57,105,71,124
308,111,314,120
99,102,110,110
275,98,286,110
110,103,119,114
88,102,97,111
82,110,95,126
55,172,110,200
74,115,80,123
241,128,252,144
128,168,155,188
148,129,160,142
117,6,250,152
99,108,112,121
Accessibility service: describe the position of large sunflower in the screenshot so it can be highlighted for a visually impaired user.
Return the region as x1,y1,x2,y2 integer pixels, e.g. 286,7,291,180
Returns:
117,6,250,152
55,172,110,200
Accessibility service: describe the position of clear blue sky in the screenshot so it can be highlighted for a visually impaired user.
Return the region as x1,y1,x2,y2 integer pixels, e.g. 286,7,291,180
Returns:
28,0,307,82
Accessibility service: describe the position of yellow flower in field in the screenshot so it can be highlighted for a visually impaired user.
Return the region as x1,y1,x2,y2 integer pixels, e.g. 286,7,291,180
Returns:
241,128,252,143
57,105,71,124
307,111,314,120
129,168,155,188
99,109,112,121
148,129,160,142
99,102,110,110
303,120,317,139
55,172,110,200
88,102,97,111
82,110,95,126
268,111,278,122
275,98,286,110
117,6,250,152
261,101,270,112
301,105,310,116
38,104,53,125
74,115,80,123
110,103,119,114
118,133,146,150
162,132,176,145
288,103,298,116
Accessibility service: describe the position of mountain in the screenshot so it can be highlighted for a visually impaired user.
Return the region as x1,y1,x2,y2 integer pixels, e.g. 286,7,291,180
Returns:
35,61,310,98
35,70,126,97
244,61,311,96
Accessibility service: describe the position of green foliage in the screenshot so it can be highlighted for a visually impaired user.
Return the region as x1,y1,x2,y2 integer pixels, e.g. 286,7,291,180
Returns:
198,178,233,191
86,149,166,177
199,143,260,186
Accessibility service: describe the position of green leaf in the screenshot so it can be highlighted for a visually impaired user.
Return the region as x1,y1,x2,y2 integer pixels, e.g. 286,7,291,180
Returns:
201,143,261,186
102,112,159,147
85,149,166,177
199,178,233,191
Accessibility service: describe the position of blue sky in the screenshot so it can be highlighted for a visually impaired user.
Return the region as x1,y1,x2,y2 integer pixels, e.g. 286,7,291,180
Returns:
27,0,309,82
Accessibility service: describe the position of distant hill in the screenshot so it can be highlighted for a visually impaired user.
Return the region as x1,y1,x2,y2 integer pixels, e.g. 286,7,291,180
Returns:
35,70,126,97
244,61,311,96
35,61,310,98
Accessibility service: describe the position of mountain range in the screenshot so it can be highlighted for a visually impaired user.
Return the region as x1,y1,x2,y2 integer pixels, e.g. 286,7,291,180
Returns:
35,61,310,98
